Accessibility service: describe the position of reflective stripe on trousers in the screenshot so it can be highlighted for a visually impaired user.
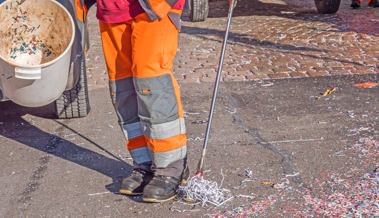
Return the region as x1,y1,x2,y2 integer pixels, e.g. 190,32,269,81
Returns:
99,10,186,168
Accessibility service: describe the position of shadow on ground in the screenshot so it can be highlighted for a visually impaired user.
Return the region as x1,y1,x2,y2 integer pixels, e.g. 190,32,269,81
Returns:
0,101,132,192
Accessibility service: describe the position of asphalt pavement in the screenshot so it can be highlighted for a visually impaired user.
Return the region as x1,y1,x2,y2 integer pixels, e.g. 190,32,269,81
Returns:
1,73,378,217
0,0,378,217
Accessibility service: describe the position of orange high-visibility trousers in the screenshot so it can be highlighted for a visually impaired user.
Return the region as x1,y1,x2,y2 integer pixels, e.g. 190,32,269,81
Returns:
99,10,186,170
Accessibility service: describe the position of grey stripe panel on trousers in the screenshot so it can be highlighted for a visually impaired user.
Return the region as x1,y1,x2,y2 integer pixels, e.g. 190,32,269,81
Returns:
122,122,143,140
134,74,179,125
130,147,152,164
109,78,139,125
149,146,187,168
141,117,186,140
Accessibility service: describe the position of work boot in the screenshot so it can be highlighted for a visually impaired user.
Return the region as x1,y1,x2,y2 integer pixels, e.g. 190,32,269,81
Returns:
119,168,153,195
142,167,189,203
351,0,361,8
368,0,379,7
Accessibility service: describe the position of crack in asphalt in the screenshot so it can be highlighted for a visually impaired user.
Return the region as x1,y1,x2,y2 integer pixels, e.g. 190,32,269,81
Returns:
18,121,70,209
221,89,304,185
18,155,50,207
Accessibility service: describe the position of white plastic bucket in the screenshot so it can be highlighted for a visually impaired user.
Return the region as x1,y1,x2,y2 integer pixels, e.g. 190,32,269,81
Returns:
0,0,75,107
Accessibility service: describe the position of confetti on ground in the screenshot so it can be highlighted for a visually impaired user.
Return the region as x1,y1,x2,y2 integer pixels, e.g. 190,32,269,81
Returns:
354,82,378,88
317,86,336,99
178,171,233,207
191,124,378,217
206,195,278,217
301,176,378,217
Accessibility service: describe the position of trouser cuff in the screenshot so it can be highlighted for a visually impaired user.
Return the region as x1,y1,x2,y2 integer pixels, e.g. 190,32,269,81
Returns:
152,157,186,178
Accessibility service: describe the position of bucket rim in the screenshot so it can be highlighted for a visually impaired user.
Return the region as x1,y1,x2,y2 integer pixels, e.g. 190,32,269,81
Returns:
0,0,76,69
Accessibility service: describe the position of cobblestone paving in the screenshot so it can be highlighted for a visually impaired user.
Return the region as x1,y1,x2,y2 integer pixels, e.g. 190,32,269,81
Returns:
85,0,378,88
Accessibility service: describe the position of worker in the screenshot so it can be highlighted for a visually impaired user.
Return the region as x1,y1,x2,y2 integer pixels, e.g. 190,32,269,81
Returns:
351,0,379,8
75,0,189,202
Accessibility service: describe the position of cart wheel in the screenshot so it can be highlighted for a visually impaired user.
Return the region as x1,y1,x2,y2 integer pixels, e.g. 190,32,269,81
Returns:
55,53,90,119
314,0,341,14
189,0,209,22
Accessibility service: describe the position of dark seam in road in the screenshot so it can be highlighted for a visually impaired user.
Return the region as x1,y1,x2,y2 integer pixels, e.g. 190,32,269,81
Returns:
18,155,50,209
221,89,304,185
18,121,69,211
17,121,70,209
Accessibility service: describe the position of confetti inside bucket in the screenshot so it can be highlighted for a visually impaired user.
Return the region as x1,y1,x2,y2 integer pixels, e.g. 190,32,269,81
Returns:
0,0,71,66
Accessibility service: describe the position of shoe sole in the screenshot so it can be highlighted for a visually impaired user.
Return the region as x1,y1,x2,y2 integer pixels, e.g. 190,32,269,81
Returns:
142,194,177,203
119,189,142,196
142,177,189,203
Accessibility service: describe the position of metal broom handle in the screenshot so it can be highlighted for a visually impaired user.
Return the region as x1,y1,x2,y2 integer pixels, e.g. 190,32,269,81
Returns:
197,0,237,175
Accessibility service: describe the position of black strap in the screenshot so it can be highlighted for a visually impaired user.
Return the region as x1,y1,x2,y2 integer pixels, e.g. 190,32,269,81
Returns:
166,0,178,7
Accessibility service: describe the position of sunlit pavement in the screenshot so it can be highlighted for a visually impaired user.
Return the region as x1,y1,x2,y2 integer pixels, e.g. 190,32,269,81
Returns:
1,0,378,217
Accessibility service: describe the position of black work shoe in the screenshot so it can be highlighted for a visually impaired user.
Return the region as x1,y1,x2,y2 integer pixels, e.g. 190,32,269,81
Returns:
368,0,379,7
142,167,189,203
119,169,153,195
351,0,361,8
